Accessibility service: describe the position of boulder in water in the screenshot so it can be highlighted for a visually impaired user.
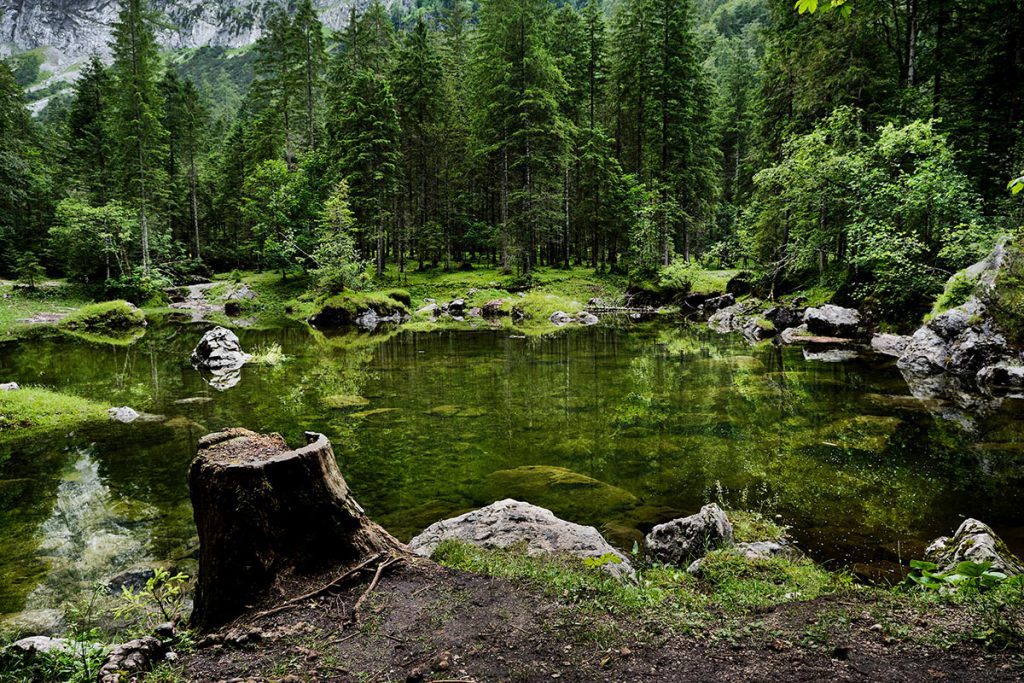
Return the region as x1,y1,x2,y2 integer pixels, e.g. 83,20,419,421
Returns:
408,499,634,579
645,503,734,566
191,326,250,371
802,304,861,338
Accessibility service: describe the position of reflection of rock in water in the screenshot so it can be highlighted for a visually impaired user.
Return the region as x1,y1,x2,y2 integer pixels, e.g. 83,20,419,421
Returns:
21,446,152,613
201,366,243,391
898,367,1002,432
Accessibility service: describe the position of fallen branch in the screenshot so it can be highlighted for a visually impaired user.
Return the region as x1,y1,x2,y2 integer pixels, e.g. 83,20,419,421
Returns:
353,555,403,620
252,552,385,621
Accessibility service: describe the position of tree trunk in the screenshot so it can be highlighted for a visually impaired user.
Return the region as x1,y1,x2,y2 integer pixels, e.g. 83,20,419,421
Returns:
188,428,402,630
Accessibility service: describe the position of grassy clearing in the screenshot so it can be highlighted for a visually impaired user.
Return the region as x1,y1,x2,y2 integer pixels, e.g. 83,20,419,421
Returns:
0,387,108,440
0,282,95,337
60,300,145,330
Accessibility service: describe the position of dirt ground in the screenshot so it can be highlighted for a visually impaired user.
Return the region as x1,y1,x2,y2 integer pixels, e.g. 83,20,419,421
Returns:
175,557,1024,683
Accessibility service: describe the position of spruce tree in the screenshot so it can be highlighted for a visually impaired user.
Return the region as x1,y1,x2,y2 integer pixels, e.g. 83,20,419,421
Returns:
109,0,167,276
67,55,113,204
336,70,401,277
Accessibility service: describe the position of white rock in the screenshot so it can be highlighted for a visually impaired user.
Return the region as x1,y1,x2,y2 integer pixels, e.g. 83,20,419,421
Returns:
107,406,140,423
0,382,19,391
409,499,634,579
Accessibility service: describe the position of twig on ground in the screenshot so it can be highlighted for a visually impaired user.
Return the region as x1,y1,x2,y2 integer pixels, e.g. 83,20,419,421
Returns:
252,552,385,621
353,555,403,620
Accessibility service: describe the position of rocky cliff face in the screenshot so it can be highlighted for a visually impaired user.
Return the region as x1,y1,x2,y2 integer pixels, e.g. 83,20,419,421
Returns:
0,0,384,66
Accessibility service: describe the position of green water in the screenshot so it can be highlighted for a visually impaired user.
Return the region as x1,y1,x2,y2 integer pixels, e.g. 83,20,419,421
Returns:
2,319,1023,618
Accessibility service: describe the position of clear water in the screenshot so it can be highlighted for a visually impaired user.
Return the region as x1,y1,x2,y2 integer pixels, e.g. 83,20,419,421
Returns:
2,319,1023,618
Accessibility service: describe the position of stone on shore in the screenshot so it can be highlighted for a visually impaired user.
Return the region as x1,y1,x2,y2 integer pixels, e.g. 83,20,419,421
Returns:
409,499,634,579
925,518,1023,576
803,305,861,338
645,503,734,566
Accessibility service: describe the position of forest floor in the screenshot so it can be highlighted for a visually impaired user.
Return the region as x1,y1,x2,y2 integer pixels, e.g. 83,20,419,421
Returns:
161,550,1024,683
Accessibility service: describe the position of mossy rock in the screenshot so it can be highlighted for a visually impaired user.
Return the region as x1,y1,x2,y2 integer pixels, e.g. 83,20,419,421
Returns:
60,300,145,331
476,465,637,527
819,415,902,452
323,394,370,409
349,407,399,419
309,291,408,328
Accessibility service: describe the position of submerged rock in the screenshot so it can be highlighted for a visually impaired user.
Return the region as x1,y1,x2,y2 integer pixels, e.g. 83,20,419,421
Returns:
408,499,634,579
925,518,1023,576
803,305,861,338
645,503,734,566
478,465,636,526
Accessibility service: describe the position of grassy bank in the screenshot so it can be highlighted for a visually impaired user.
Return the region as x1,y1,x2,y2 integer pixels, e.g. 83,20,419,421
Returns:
0,282,95,339
0,387,108,442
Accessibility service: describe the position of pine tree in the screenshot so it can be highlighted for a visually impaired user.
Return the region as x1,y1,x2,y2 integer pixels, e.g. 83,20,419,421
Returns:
293,0,326,153
109,0,167,276
252,10,302,166
471,0,569,274
67,55,113,204
336,70,401,277
393,17,445,270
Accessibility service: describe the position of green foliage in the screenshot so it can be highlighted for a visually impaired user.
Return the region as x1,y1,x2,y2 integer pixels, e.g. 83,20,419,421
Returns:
929,270,976,319
60,300,146,330
49,198,137,284
746,109,993,322
313,180,365,293
14,252,46,290
112,568,191,630
905,560,1012,592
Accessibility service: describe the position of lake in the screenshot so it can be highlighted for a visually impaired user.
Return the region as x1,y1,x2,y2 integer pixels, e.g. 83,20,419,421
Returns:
2,318,1023,620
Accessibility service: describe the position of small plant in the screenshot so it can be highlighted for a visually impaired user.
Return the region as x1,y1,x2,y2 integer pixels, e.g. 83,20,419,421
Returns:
905,560,1009,591
249,342,286,366
582,553,623,570
113,568,191,630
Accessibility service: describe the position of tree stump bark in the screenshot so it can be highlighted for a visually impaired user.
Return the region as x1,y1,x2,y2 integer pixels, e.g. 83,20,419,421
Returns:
188,428,402,629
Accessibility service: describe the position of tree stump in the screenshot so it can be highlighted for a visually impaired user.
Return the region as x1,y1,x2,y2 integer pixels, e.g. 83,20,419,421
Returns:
188,428,402,629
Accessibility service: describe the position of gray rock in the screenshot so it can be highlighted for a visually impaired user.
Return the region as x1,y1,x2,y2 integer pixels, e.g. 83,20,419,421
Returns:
946,324,1006,375
687,540,794,575
467,307,483,318
409,499,634,579
645,503,733,567
575,311,599,326
99,636,166,683
925,518,1023,576
106,567,156,595
191,326,250,371
447,298,466,314
803,348,859,363
702,293,735,316
803,305,861,338
763,305,802,331
779,324,812,344
416,303,439,317
107,406,140,423
740,317,776,342
897,326,950,375
225,283,257,301
871,333,911,358
10,636,72,655
707,301,761,335
977,363,1024,391
482,300,507,317
549,311,574,326
927,302,975,341
0,382,19,391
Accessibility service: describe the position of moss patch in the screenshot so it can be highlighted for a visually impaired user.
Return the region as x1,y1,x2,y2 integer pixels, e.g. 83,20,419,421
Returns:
927,270,977,321
0,387,108,441
990,237,1024,346
60,300,145,331
323,394,370,409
